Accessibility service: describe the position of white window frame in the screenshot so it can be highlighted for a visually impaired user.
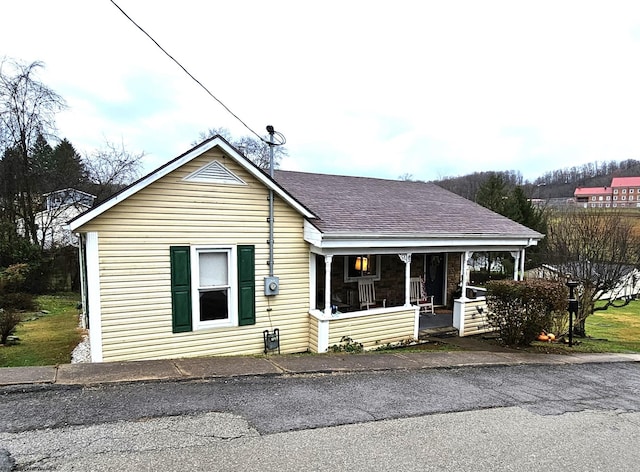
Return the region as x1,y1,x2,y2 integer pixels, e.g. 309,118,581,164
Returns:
622,195,627,200
614,196,618,201
614,189,619,194
591,196,596,201
623,188,627,194
630,189,635,194
344,255,382,282
191,245,238,330
598,196,603,201
606,196,611,201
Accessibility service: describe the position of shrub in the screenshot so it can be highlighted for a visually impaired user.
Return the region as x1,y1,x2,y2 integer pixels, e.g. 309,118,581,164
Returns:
0,308,22,345
329,336,364,353
486,279,568,346
0,292,36,311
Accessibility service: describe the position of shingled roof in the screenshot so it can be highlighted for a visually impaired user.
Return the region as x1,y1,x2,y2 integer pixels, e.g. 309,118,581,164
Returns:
274,170,542,239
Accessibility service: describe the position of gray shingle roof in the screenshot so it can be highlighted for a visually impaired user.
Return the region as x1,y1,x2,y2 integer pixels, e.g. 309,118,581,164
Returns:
274,170,542,238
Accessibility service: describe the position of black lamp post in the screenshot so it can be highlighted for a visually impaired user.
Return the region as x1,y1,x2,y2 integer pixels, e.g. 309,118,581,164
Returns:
566,281,579,347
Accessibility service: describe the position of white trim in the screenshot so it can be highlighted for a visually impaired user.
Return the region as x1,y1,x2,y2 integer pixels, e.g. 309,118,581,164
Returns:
317,319,330,352
191,245,238,330
324,255,333,316
309,253,317,311
306,235,540,253
70,137,314,231
85,232,103,362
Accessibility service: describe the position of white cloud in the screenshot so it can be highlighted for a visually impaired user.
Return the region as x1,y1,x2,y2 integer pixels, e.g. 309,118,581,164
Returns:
2,0,640,184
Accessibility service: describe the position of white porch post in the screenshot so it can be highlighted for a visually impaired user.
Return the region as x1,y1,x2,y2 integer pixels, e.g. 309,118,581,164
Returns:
309,253,317,310
324,255,333,316
460,251,471,298
399,253,412,306
511,251,520,281
520,249,526,281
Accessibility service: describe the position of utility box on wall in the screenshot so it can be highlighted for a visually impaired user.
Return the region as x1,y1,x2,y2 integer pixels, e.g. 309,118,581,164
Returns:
264,276,280,296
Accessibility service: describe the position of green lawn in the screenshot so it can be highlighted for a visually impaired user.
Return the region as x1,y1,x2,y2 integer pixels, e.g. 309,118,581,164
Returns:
582,300,640,352
526,300,640,353
0,293,84,367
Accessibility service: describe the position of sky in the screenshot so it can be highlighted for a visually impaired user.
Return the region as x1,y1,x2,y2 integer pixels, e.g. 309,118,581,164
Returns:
2,0,640,183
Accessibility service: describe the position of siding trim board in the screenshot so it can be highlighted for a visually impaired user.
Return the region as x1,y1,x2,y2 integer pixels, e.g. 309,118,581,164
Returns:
85,232,103,362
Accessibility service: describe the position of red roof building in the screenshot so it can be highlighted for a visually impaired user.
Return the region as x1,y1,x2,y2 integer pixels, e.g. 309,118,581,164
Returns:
574,177,640,208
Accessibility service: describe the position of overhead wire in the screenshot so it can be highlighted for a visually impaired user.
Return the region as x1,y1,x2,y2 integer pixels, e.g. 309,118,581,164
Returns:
108,0,270,145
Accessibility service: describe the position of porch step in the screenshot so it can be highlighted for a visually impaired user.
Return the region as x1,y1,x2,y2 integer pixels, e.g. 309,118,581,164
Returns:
419,326,459,339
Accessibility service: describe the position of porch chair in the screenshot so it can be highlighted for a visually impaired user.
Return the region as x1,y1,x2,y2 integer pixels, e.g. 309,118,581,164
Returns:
358,279,378,310
410,276,435,315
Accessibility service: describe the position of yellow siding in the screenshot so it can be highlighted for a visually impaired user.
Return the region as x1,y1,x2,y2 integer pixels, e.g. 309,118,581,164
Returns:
326,309,416,350
77,149,310,361
308,318,319,353
462,299,495,336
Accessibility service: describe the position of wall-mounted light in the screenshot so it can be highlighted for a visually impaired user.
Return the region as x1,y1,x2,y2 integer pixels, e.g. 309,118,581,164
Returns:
355,256,368,272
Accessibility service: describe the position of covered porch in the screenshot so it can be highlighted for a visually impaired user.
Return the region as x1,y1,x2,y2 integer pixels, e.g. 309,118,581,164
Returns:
307,247,531,352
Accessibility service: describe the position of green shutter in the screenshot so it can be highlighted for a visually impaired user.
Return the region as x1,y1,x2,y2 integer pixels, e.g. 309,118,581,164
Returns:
237,245,256,326
170,246,192,333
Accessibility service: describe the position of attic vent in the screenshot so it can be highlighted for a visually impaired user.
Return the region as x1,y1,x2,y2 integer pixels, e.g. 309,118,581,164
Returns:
183,160,246,185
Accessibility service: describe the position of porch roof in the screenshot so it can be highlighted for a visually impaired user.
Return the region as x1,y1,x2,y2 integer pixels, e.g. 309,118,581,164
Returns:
274,171,543,245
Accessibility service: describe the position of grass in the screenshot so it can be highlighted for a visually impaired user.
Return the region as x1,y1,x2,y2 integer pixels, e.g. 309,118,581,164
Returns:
0,293,84,367
525,299,640,354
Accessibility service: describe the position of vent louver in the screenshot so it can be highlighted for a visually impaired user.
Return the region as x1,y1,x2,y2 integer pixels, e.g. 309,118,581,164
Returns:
184,161,246,185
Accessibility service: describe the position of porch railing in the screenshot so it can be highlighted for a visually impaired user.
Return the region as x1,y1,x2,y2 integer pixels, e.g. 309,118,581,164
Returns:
309,306,418,352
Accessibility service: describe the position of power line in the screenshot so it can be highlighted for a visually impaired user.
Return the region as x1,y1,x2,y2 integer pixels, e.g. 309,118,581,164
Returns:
108,0,267,144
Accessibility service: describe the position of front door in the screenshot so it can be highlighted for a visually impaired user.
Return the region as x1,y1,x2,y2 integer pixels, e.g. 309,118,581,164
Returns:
425,254,445,305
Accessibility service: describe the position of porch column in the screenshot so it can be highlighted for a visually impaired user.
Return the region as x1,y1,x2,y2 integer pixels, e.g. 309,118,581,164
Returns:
510,251,520,281
520,249,526,281
324,255,333,316
399,253,412,306
460,251,471,299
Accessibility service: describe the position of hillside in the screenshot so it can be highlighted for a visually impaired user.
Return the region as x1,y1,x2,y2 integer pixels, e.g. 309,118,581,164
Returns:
433,159,640,202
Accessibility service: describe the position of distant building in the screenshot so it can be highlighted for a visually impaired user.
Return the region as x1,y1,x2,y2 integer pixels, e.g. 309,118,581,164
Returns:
17,188,96,248
574,176,640,208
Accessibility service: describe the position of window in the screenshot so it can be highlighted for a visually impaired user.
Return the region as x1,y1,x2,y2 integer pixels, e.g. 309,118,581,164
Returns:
631,196,635,201
344,255,381,282
614,189,619,194
194,248,232,326
591,196,596,201
170,245,255,333
606,196,611,201
631,189,635,194
623,189,627,194
614,196,618,201
622,196,627,201
598,196,603,201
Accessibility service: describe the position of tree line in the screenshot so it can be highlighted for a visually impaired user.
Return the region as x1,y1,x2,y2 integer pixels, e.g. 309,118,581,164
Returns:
0,58,144,271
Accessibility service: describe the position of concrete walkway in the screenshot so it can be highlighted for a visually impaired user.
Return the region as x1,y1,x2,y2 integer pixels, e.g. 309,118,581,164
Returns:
2,343,639,388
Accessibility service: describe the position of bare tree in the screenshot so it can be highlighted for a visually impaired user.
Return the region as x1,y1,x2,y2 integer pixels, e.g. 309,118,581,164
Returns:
83,140,144,203
196,127,285,170
543,208,640,336
0,59,66,244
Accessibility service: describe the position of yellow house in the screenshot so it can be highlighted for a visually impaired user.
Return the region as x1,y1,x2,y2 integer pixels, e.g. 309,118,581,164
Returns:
70,136,543,362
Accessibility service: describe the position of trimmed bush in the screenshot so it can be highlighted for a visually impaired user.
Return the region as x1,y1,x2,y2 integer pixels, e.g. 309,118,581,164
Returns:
486,279,568,346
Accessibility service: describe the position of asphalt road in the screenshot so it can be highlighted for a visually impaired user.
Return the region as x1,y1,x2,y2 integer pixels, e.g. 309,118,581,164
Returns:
1,362,639,470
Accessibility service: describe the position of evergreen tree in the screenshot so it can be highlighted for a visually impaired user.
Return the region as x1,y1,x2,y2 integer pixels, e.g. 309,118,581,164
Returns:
475,173,507,213
49,138,87,191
